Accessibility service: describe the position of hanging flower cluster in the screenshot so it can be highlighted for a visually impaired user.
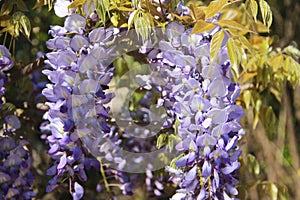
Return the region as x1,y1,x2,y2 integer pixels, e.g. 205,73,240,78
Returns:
0,45,36,200
138,21,245,199
42,10,138,197
0,45,14,109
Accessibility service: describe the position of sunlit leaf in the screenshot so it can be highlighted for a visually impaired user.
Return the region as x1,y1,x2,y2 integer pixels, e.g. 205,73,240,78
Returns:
247,0,258,22
118,6,134,12
243,90,251,109
269,54,283,71
0,15,11,27
128,10,138,30
133,11,152,42
110,13,118,26
191,20,215,34
189,4,205,20
241,72,257,83
259,0,272,29
132,0,138,8
156,133,167,149
216,20,252,33
227,37,239,79
19,14,31,38
253,99,262,129
210,30,225,65
205,0,228,19
283,45,300,59
68,0,87,9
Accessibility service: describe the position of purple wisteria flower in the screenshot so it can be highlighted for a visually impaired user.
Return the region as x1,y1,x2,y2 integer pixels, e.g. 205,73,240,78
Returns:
42,12,143,198
0,45,36,199
0,45,14,71
139,20,244,199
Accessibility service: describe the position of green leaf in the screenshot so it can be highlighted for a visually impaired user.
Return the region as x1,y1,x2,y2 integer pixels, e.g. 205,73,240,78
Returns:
19,14,31,38
156,133,167,149
134,11,152,42
216,20,252,32
191,20,215,34
110,13,118,26
247,0,258,22
243,90,251,109
167,134,179,152
205,0,228,19
0,0,13,15
132,0,138,8
128,9,138,30
259,0,272,28
2,102,16,112
247,154,260,175
283,45,300,59
253,99,262,129
210,30,225,65
189,4,205,20
68,0,87,9
227,37,239,79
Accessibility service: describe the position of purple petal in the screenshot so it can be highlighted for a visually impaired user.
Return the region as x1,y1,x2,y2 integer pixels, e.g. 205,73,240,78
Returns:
70,35,89,51
208,78,228,97
221,161,240,174
207,108,228,124
64,14,86,34
196,133,217,146
57,154,67,169
0,172,11,183
73,182,84,199
202,160,212,177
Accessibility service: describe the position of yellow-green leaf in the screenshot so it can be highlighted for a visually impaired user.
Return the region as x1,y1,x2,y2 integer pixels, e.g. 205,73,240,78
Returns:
189,4,205,20
191,20,215,34
118,6,134,12
205,0,228,19
216,20,252,32
210,31,224,64
19,15,31,38
253,99,262,129
0,1,13,15
156,133,167,149
243,90,251,109
227,37,239,79
128,9,138,30
210,30,225,65
259,0,272,28
68,0,87,9
269,54,283,71
110,13,119,26
241,72,257,83
247,0,258,22
239,34,253,52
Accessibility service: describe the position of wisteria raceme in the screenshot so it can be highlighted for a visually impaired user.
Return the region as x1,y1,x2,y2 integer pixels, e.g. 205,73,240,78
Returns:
0,124,36,200
42,11,142,198
0,45,36,200
0,45,13,109
138,21,244,199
